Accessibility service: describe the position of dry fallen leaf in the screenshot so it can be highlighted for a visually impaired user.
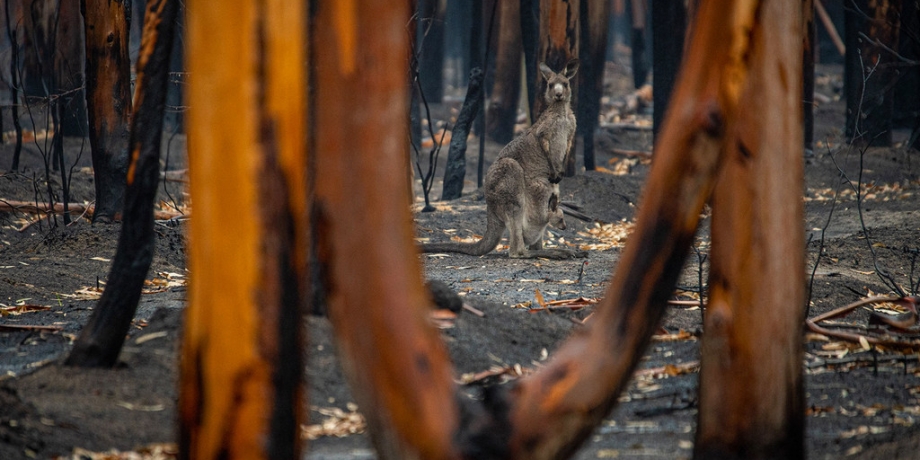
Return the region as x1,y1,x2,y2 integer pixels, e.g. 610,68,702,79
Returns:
301,405,367,440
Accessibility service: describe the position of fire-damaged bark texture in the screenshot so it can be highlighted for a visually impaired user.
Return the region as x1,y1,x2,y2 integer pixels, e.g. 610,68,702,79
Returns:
485,0,522,145
310,2,462,459
844,0,902,146
66,0,178,368
651,0,688,141
578,0,611,171
81,0,132,222
442,68,484,201
179,0,308,458
536,0,580,176
695,2,806,459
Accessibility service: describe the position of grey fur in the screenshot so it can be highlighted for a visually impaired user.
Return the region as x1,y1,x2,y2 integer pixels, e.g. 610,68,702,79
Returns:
420,60,587,260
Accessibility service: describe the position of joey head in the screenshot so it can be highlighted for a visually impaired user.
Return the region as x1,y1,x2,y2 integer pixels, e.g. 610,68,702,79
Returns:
419,60,585,260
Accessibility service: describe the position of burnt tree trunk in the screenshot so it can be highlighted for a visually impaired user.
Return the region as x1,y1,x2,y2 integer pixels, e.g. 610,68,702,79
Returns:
894,0,920,128
82,0,132,221
5,0,24,171
844,0,902,146
651,0,687,141
442,68,484,201
66,0,178,368
537,0,580,176
628,0,648,88
486,0,522,144
804,0,815,150
179,0,308,458
417,0,445,104
521,0,540,122
578,0,610,171
694,1,805,458
56,0,88,137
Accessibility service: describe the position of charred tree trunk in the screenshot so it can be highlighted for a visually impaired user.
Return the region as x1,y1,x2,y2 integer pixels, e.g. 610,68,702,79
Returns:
442,68,484,201
5,0,24,171
521,0,540,122
804,0,815,150
694,1,805,458
311,2,461,458
21,0,57,97
179,0,308,458
628,0,648,88
65,0,178,368
894,0,920,128
56,0,88,137
578,0,610,171
485,0,522,144
82,0,132,222
844,0,902,146
537,0,580,176
417,0,445,104
651,0,687,141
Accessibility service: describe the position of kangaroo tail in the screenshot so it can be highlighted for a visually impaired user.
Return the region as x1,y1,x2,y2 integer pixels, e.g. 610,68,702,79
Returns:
420,213,504,256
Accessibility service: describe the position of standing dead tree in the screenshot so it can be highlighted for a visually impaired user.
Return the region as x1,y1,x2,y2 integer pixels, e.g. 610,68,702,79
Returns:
536,0,580,176
5,0,24,171
179,0,308,458
66,0,178,368
844,0,902,146
82,0,132,222
578,0,611,171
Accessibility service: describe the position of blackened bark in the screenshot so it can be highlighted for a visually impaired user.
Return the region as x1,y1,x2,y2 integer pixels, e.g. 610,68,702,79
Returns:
418,0,445,104
628,0,648,88
66,0,178,368
521,0,540,122
5,0,23,171
651,0,687,141
56,0,88,137
579,0,610,171
844,0,901,146
894,0,919,128
442,68,484,201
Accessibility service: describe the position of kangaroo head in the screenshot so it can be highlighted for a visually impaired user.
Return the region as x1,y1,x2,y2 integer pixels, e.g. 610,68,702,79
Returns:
539,59,578,104
548,193,566,230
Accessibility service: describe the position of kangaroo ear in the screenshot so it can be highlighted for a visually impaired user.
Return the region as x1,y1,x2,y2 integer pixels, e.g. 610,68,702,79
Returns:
539,62,553,80
548,194,558,211
563,59,579,79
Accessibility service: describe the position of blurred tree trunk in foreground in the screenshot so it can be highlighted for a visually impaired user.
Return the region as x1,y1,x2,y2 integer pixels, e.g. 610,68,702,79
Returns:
82,0,132,222
66,0,178,368
537,0,580,176
695,1,805,458
179,0,308,458
311,1,461,457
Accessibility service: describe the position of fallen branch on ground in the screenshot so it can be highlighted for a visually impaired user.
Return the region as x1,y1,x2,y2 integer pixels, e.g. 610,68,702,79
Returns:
806,295,920,347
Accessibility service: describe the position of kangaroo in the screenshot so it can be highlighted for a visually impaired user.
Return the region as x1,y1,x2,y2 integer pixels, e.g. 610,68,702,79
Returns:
420,60,586,259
